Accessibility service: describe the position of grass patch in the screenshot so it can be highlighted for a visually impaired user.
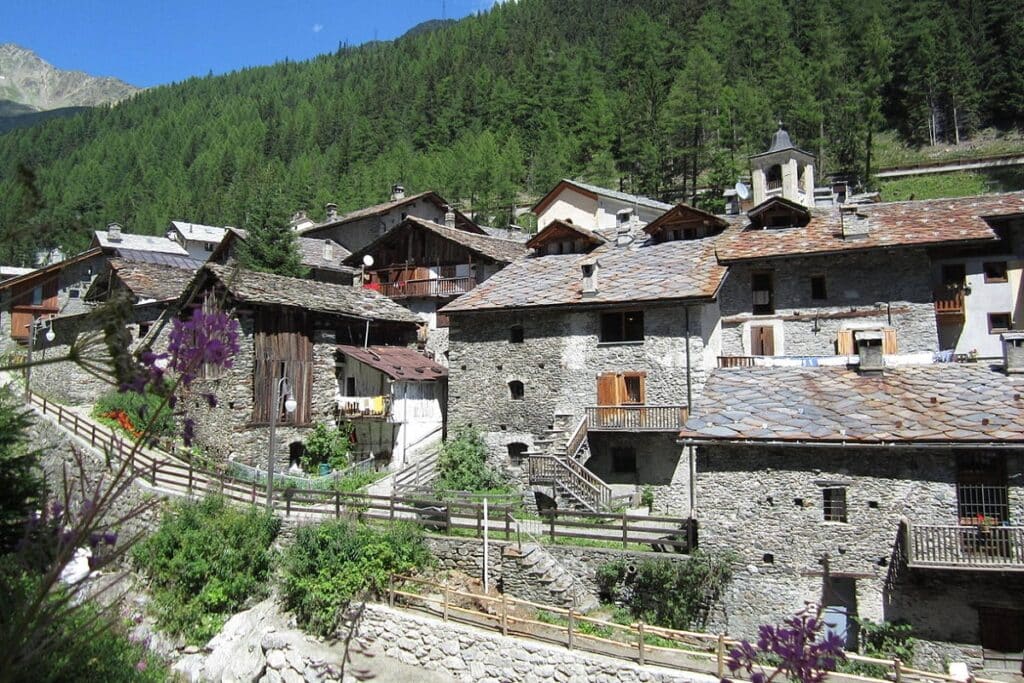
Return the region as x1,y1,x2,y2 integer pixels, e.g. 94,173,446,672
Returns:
132,496,280,644
872,128,1024,169
879,172,991,202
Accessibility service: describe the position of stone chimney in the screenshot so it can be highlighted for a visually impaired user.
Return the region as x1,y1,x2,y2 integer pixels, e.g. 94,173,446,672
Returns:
325,203,339,221
840,205,870,240
107,222,123,242
323,241,334,262
1001,332,1024,373
391,184,406,201
854,329,884,374
581,258,600,297
443,205,456,229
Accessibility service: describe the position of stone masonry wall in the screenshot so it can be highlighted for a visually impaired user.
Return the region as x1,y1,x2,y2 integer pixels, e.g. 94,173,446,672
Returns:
696,444,1024,661
355,602,713,683
718,249,938,357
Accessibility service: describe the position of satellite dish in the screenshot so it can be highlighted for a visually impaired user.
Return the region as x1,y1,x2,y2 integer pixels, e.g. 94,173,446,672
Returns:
362,254,375,267
735,182,750,200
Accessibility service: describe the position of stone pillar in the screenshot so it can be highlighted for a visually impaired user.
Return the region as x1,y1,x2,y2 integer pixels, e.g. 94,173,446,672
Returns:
781,158,799,201
751,167,767,205
802,162,816,207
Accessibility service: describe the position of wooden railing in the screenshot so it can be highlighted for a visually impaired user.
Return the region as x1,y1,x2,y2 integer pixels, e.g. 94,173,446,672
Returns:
336,395,390,419
528,455,612,512
718,355,757,368
934,287,965,316
376,276,475,299
905,522,1024,570
586,405,688,431
564,415,588,461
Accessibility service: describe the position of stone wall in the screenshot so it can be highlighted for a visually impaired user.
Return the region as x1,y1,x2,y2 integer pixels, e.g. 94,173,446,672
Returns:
695,444,1024,663
354,602,713,683
718,250,938,357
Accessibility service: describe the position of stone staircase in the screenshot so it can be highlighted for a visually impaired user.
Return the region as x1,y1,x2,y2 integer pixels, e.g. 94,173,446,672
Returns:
502,542,599,612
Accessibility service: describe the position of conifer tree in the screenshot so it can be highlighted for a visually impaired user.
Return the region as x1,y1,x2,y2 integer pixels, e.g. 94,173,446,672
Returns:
235,166,307,278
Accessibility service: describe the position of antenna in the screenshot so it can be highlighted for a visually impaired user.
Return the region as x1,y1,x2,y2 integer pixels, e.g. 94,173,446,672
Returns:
735,181,750,200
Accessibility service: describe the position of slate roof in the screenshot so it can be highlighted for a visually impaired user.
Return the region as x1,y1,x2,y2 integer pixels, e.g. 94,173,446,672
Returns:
200,263,420,323
170,220,227,244
715,192,1024,262
0,247,104,293
526,219,606,250
442,225,733,313
297,237,353,271
93,230,190,255
105,259,196,302
533,179,674,215
114,249,204,270
345,217,527,266
680,364,1024,445
301,191,482,235
336,344,447,381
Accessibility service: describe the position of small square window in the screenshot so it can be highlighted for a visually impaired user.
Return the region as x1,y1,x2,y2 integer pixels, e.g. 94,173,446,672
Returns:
983,261,1008,283
68,288,80,299
509,325,524,343
810,276,827,301
989,312,1011,334
612,448,637,473
138,323,150,337
823,488,848,522
600,311,644,343
204,242,215,252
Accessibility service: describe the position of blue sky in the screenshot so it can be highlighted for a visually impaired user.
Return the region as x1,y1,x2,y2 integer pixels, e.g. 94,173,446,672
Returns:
2,1,498,88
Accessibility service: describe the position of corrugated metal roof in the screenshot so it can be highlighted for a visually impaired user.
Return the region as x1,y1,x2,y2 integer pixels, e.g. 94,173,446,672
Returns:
93,230,189,255
337,344,447,381
170,220,227,244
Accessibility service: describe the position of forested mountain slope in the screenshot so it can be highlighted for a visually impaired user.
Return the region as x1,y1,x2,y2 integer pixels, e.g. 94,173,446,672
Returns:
0,0,1021,264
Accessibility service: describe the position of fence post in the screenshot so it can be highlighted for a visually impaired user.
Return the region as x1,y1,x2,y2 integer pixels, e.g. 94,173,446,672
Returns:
389,491,395,521
335,489,341,519
622,512,628,549
894,658,903,683
476,505,482,539
91,423,96,447
500,594,508,636
638,621,646,666
251,478,257,504
549,511,556,541
445,506,452,535
504,510,511,541
443,585,449,622
388,575,395,608
187,460,194,495
150,460,157,486
716,633,726,678
567,605,575,650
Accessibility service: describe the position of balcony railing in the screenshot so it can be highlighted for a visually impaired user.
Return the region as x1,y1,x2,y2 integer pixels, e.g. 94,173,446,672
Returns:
586,405,688,431
934,286,965,317
336,395,390,419
372,276,476,299
718,355,757,368
527,454,612,511
904,522,1024,571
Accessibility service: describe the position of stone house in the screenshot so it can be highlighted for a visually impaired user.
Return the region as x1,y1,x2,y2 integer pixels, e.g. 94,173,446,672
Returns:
299,186,480,254
680,338,1024,672
531,178,673,233
343,216,527,363
210,227,357,285
335,344,447,468
180,263,421,470
166,220,228,262
442,211,734,513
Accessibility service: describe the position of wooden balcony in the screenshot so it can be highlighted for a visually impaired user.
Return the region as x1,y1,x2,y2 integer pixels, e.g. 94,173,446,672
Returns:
934,287,965,319
718,355,756,368
586,405,688,432
373,276,476,300
336,395,390,419
904,522,1024,571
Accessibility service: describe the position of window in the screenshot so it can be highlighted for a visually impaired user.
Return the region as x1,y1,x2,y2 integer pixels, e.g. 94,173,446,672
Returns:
822,488,848,522
138,323,150,338
751,271,774,314
204,242,215,252
508,380,524,400
507,442,528,465
599,311,644,343
596,372,646,406
941,263,966,287
988,312,1011,333
983,261,1008,283
345,377,356,396
750,325,776,356
811,275,827,301
509,325,524,343
623,374,643,403
31,287,42,306
612,448,637,473
957,454,1008,523
68,288,80,299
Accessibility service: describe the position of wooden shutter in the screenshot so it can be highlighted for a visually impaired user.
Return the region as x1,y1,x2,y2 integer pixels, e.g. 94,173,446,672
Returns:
750,326,775,356
596,372,619,406
882,328,898,355
836,330,854,355
251,309,313,424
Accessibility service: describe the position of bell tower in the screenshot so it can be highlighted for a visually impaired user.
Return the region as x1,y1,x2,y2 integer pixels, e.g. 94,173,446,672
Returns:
749,124,816,208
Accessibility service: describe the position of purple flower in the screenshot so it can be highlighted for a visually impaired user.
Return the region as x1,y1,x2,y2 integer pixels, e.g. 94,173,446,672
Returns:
183,418,195,447
103,530,118,546
135,660,148,672
167,307,240,387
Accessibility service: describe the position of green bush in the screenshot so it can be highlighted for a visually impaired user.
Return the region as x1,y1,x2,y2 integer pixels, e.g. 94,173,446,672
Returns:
0,387,40,552
93,385,175,443
841,619,915,677
281,520,432,637
435,427,510,493
300,422,353,473
132,496,280,644
333,469,384,494
596,552,733,631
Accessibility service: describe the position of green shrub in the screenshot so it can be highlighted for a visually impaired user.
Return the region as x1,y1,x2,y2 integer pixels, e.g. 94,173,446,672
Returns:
93,385,175,443
300,422,353,472
596,552,733,631
435,427,510,493
281,520,432,637
333,469,383,493
132,496,280,644
841,619,915,677
640,486,655,512
0,387,40,552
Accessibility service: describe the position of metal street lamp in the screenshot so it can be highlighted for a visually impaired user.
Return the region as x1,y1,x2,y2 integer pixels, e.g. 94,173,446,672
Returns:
265,375,297,511
24,317,55,401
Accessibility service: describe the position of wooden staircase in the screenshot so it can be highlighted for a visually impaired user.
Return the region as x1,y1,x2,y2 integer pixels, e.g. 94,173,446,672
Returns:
527,415,611,512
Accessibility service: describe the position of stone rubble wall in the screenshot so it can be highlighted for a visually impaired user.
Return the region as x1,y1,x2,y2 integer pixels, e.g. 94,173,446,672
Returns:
354,602,715,683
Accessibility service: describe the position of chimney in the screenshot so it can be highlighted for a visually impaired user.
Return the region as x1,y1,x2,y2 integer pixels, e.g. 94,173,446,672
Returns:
323,241,334,262
444,205,456,229
1001,332,1024,373
391,184,406,201
325,203,338,221
580,258,600,297
854,329,884,374
840,206,870,240
107,222,123,242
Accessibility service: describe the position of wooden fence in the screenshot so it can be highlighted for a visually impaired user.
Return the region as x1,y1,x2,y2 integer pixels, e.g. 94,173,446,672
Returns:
586,405,688,431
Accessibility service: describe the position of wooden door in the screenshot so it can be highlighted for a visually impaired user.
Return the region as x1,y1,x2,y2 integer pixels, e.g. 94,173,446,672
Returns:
750,326,775,356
